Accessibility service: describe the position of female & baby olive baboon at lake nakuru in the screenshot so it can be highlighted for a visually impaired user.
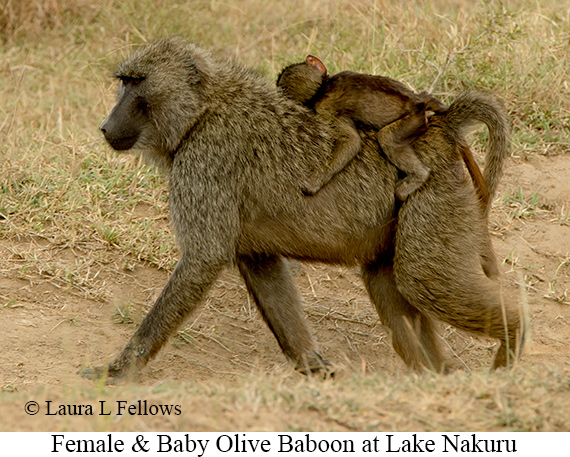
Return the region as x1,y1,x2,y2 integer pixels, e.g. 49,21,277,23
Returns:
81,38,525,382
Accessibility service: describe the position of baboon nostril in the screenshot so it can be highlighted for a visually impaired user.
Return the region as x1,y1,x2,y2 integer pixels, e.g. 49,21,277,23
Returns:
99,116,110,133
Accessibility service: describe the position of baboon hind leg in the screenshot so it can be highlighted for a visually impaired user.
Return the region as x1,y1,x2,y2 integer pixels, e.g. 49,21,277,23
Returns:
237,253,331,376
361,261,445,372
394,175,525,370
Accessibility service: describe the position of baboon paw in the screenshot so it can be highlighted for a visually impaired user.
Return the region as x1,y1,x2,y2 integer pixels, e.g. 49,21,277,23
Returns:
491,343,520,371
296,364,336,380
395,182,419,201
441,360,463,374
417,92,447,113
426,99,448,113
78,366,125,384
295,355,335,379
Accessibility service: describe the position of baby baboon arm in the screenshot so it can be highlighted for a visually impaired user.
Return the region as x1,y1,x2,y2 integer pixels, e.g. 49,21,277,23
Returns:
302,116,361,196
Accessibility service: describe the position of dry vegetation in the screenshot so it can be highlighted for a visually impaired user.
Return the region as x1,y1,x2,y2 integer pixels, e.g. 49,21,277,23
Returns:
1,0,569,432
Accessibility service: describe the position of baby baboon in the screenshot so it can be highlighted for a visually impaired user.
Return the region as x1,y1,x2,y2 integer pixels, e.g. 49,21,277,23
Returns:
278,55,499,278
85,38,522,382
277,55,447,199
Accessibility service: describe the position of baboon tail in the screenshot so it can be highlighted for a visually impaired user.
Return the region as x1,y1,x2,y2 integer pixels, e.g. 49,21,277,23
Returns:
444,91,510,209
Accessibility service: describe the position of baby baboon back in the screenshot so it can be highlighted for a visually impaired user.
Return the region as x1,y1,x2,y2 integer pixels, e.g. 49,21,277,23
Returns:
86,38,522,382
277,55,446,199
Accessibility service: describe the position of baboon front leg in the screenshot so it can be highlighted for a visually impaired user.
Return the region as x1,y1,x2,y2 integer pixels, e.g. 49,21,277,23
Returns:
79,256,223,382
237,253,331,376
302,117,361,196
362,261,445,372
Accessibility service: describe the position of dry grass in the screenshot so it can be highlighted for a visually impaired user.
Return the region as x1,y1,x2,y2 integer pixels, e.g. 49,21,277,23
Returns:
1,0,570,432
1,363,569,431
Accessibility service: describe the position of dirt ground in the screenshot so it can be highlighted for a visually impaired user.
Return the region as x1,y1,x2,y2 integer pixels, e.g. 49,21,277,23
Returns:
1,152,569,431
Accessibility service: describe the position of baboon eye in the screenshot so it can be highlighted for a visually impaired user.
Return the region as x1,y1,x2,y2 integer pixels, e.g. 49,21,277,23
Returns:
121,76,145,86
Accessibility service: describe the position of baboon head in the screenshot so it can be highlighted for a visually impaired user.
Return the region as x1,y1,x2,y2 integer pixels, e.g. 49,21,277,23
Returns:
99,75,149,151
276,55,328,105
99,38,209,155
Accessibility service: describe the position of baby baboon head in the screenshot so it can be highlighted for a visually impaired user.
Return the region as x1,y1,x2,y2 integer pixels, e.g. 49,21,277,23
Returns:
276,55,328,105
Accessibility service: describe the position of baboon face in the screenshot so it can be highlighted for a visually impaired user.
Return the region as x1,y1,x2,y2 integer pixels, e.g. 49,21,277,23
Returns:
99,39,207,154
99,77,149,151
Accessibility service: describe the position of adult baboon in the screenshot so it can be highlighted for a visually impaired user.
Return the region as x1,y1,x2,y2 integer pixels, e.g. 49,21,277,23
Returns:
83,38,523,381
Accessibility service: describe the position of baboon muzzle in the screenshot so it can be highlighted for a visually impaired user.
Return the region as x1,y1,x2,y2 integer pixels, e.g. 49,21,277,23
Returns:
99,89,145,151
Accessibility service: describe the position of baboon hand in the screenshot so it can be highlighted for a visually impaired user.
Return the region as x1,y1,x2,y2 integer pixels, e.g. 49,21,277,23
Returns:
77,365,128,385
294,352,336,379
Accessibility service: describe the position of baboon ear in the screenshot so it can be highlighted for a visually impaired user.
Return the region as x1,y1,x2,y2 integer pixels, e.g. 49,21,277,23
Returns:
305,55,327,75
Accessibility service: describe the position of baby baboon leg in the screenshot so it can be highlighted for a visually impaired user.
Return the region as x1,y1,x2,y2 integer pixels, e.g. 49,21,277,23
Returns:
416,91,448,113
302,117,361,196
392,145,432,201
385,108,428,140
480,235,500,279
361,261,444,372
80,257,223,382
377,114,431,201
237,253,331,376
